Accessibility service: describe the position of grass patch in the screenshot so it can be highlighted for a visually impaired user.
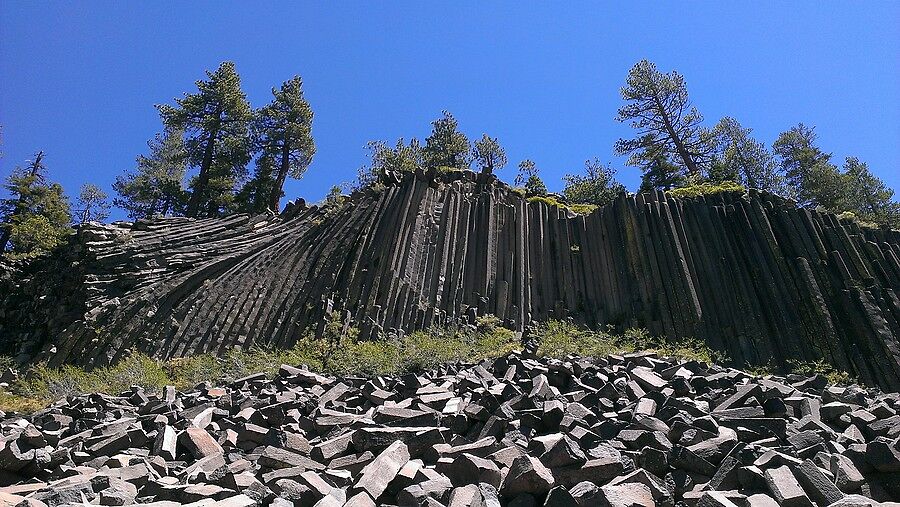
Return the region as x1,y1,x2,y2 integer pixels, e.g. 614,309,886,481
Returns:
534,320,623,358
727,358,855,386
526,196,597,216
0,390,46,413
1,319,521,413
0,319,725,414
835,211,880,230
787,359,856,385
667,181,745,198
533,320,724,364
568,203,598,215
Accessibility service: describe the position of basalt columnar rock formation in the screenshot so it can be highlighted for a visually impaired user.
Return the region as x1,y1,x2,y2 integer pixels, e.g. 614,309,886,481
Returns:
2,352,898,505
1,169,899,389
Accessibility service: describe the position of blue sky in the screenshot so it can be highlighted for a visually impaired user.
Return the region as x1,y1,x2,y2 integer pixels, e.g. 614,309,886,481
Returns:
1,2,898,220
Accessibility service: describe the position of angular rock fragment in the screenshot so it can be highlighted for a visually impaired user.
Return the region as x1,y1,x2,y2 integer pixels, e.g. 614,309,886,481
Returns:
792,459,844,506
440,453,501,488
153,425,178,461
599,482,654,507
765,465,814,507
258,446,324,471
830,454,865,492
500,455,555,496
448,484,486,507
353,440,410,500
180,427,224,459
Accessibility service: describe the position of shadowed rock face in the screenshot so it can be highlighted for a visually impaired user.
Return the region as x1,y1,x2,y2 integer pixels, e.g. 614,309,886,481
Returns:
1,169,899,389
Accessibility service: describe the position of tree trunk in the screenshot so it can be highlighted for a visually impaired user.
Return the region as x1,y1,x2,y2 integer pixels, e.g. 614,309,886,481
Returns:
148,193,161,218
0,228,10,252
158,195,169,217
269,136,292,212
29,152,44,177
654,97,699,176
186,123,220,217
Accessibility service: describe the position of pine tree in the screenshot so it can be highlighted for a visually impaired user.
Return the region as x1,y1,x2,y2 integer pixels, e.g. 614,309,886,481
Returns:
627,135,688,192
0,152,72,256
241,76,316,214
423,111,470,171
773,124,843,208
323,185,346,209
615,60,716,181
114,129,188,219
356,138,424,189
471,134,507,174
640,156,687,193
515,160,547,196
841,157,900,228
234,157,277,215
711,117,791,196
76,184,110,224
563,158,626,206
157,61,253,217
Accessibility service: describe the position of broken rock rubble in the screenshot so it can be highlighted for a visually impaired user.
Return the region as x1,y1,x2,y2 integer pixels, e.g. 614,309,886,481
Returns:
0,352,898,505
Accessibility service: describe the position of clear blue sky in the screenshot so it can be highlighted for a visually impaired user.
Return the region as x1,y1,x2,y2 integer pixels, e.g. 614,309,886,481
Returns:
2,2,898,220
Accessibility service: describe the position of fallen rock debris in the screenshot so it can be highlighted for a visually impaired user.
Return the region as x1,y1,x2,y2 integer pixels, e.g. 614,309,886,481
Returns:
1,352,898,505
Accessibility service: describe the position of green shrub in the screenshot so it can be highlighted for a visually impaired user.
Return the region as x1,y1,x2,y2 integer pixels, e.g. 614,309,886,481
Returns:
526,195,562,207
568,203,598,215
534,320,625,358
167,354,226,390
667,181,745,198
0,318,736,414
533,321,723,364
646,336,722,364
744,361,777,378
788,359,855,385
835,211,879,230
470,326,519,360
526,196,596,216
279,337,328,372
0,355,17,372
329,338,400,376
102,354,170,394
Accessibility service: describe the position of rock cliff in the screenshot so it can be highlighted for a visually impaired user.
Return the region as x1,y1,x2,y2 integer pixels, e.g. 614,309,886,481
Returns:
1,170,898,389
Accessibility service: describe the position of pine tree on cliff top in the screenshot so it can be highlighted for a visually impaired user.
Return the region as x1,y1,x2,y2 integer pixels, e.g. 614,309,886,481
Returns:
0,152,72,257
238,76,316,214
157,61,253,217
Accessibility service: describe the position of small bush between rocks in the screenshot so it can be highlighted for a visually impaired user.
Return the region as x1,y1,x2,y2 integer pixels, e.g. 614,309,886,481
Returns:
533,320,621,358
788,358,856,385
